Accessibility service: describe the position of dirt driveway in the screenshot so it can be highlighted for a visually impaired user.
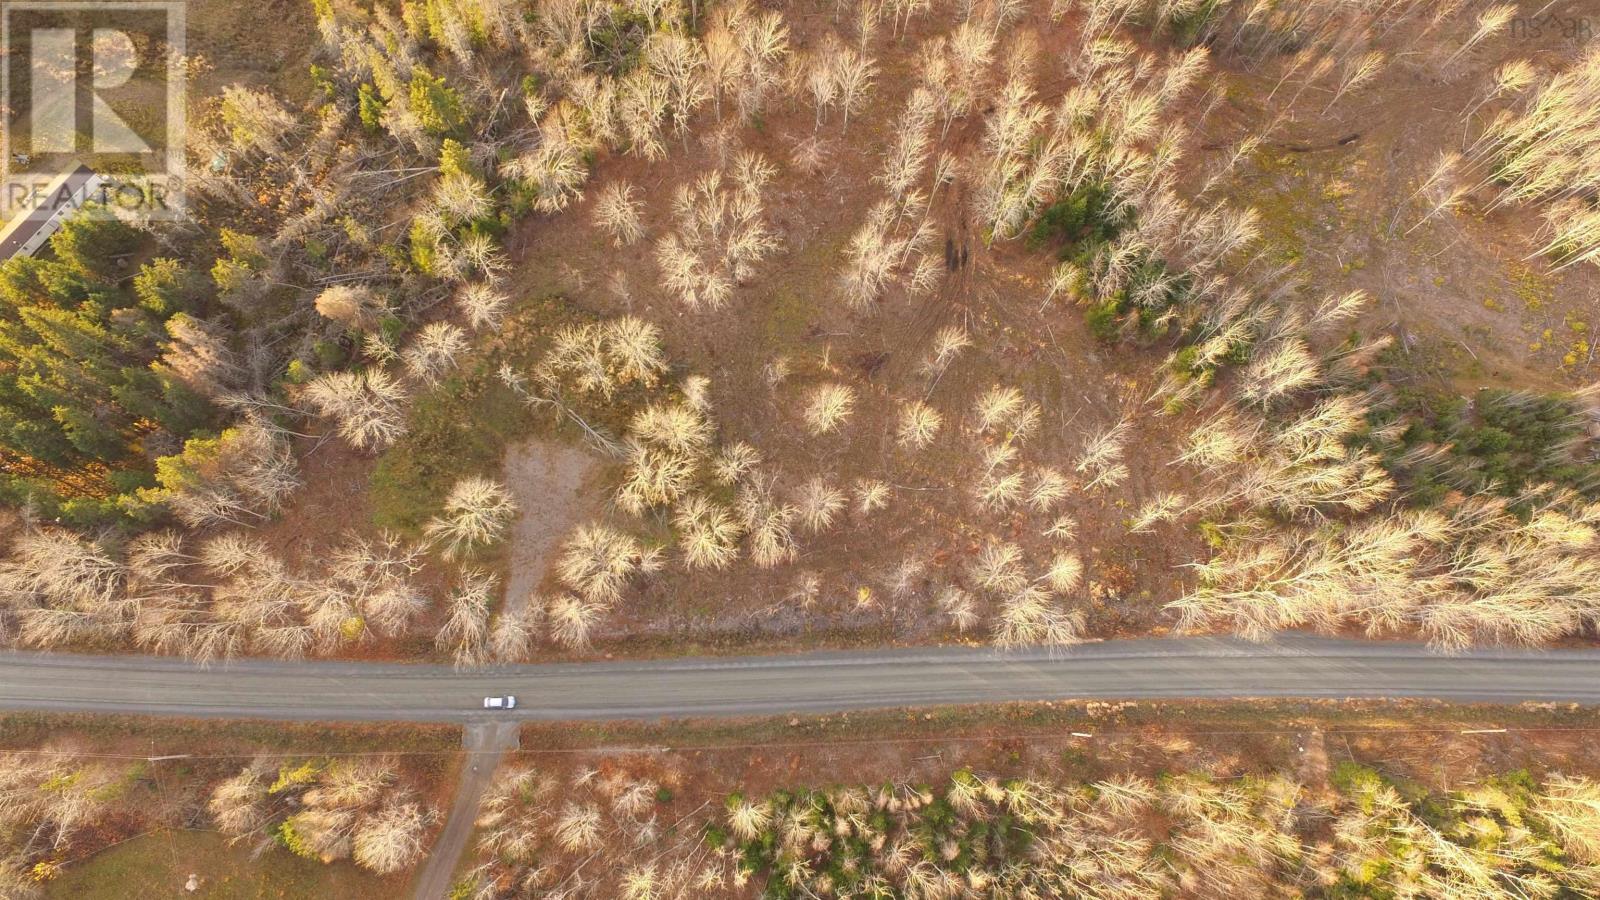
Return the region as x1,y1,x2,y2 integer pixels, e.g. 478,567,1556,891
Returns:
409,721,521,900
501,439,601,617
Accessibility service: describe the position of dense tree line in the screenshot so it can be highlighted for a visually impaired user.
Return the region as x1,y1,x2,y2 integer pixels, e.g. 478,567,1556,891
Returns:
0,218,219,526
464,761,1600,898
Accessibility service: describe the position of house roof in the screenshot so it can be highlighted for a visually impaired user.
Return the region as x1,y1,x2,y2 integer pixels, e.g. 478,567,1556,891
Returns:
0,164,101,260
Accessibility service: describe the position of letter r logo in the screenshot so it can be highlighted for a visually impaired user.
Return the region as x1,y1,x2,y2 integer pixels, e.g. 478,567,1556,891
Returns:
29,27,150,153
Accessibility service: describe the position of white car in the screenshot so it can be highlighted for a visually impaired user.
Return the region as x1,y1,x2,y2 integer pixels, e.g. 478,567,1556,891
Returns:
483,695,517,710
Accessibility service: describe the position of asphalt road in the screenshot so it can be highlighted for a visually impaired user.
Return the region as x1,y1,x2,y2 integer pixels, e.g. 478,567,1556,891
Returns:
3,634,1600,722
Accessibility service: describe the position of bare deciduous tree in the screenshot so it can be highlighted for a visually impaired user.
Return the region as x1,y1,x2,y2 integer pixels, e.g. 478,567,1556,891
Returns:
654,154,780,311
425,477,518,560
804,383,857,435
302,370,410,451
403,321,469,385
592,181,646,245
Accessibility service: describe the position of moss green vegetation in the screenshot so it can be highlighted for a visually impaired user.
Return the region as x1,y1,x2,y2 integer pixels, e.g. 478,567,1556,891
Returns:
44,830,393,900
370,370,531,533
369,295,626,534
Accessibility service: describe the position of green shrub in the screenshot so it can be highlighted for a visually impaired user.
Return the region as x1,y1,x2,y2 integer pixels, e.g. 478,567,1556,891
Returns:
1367,387,1600,504
1029,181,1126,257
407,68,465,136
1085,298,1124,341
357,83,385,132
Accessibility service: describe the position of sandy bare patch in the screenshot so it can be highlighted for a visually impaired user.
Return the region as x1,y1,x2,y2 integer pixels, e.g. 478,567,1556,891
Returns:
1297,729,1331,789
501,439,602,616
